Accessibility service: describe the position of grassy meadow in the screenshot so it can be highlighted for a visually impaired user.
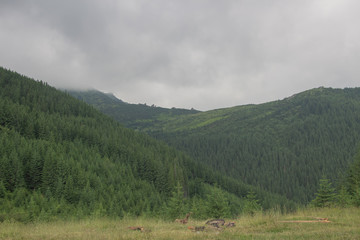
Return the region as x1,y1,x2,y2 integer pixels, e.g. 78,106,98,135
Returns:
1,207,359,240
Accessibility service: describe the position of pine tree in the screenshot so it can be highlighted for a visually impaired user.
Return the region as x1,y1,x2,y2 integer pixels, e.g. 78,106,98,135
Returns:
190,196,207,219
206,185,230,218
311,177,335,207
352,187,360,207
346,151,360,196
26,149,43,190
166,182,185,219
64,175,76,204
243,190,262,215
0,180,7,198
41,150,57,195
4,151,25,191
335,185,352,207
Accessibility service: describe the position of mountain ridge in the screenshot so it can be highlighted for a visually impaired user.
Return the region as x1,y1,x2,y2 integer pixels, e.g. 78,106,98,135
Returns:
0,66,295,221
68,89,200,129
70,87,360,203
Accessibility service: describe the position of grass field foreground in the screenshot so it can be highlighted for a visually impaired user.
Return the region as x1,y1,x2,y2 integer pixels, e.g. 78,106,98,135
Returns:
0,208,359,240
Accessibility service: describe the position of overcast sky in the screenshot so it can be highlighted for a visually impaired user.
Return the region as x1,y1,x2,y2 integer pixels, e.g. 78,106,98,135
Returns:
1,0,359,110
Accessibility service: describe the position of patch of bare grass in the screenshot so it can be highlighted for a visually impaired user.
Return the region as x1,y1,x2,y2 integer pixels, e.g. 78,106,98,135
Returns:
0,208,359,239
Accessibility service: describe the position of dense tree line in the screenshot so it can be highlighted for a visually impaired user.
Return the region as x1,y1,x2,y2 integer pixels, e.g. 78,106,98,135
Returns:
311,149,360,208
74,87,360,204
68,90,199,129
139,88,360,203
0,67,295,222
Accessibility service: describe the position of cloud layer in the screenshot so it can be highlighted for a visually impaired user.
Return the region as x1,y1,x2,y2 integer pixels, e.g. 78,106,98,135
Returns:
1,0,359,110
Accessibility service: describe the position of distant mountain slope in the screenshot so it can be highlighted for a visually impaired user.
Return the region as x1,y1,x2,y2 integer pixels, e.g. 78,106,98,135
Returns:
68,90,199,129
76,87,360,203
0,67,295,221
147,87,360,203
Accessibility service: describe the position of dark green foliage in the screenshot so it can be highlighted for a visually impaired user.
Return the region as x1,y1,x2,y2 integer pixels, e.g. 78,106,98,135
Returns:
310,149,360,208
311,177,336,207
166,182,185,219
0,67,295,221
205,185,230,218
0,181,7,199
0,67,186,221
68,90,199,129
304,148,360,208
335,186,352,207
346,150,360,197
85,87,360,204
243,190,262,215
342,150,360,206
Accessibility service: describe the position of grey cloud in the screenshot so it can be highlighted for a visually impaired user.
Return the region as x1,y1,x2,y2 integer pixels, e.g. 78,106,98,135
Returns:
0,0,359,110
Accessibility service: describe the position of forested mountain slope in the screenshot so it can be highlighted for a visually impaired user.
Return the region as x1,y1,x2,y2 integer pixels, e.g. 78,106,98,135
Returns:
74,87,360,204
0,67,295,221
69,90,199,129
149,87,360,203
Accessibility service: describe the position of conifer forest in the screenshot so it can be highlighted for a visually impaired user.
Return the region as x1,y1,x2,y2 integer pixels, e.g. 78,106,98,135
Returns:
1,66,360,224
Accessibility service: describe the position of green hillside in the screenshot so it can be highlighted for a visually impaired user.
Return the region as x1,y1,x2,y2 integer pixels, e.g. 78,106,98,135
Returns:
0,67,295,222
73,87,360,204
68,90,199,129
151,87,360,203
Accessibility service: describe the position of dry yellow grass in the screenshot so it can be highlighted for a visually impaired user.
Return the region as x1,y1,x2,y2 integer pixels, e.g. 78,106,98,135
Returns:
1,207,359,240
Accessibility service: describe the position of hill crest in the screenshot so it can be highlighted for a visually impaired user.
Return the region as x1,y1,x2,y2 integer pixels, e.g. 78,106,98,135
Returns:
71,86,360,203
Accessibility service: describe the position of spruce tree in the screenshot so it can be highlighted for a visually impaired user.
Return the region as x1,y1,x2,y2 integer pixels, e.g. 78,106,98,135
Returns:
335,185,352,207
166,182,185,219
206,185,230,218
243,190,262,215
311,177,335,207
0,180,7,198
346,151,360,196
